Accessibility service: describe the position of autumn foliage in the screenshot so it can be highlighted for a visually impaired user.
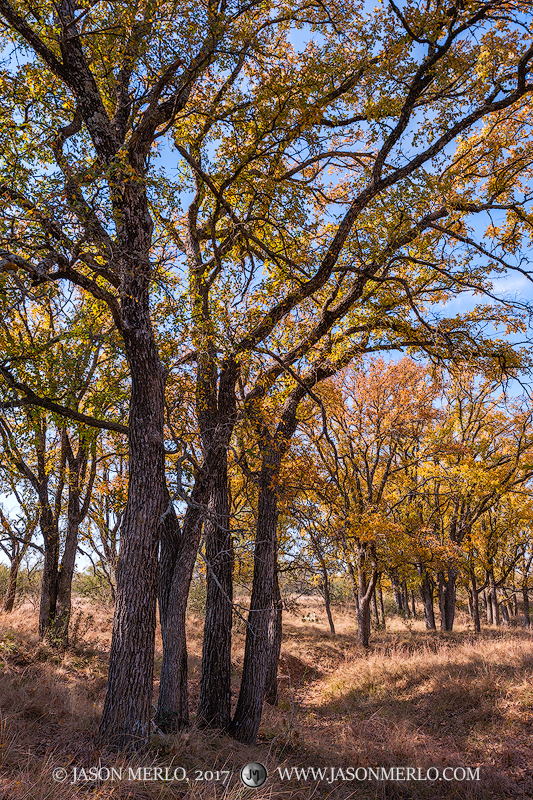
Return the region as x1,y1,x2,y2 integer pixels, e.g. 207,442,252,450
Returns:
0,0,532,756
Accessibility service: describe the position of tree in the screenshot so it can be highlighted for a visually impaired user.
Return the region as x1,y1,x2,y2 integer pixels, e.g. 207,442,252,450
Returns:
468,496,532,629
0,485,38,612
0,290,115,641
84,442,128,603
291,499,339,635
431,371,533,629
299,359,438,647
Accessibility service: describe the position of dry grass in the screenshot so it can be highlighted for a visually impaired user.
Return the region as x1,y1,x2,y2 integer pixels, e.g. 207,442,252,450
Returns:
0,596,532,799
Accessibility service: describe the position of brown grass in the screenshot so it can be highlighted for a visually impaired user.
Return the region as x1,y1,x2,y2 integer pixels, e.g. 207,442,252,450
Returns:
0,596,532,800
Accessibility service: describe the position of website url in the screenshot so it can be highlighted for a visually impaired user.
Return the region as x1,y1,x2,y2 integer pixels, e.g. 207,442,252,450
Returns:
276,766,481,783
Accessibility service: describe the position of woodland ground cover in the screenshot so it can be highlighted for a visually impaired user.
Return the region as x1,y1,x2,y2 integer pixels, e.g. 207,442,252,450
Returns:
0,594,532,800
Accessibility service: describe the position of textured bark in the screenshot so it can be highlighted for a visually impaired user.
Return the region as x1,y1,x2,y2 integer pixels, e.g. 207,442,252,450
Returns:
418,567,436,630
52,497,79,644
2,0,533,754
196,360,238,729
39,508,60,639
227,374,318,744
156,355,238,734
84,50,172,742
410,590,416,618
157,501,187,732
24,422,67,641
97,310,166,749
197,458,234,728
340,525,359,615
357,596,371,647
0,509,35,614
264,560,283,705
156,477,206,732
437,567,456,631
356,545,378,649
228,443,284,744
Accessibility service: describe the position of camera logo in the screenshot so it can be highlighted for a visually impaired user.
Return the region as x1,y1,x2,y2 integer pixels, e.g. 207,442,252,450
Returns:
240,762,267,787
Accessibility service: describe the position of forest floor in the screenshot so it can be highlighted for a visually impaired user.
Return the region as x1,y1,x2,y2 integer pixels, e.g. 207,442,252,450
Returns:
0,595,532,800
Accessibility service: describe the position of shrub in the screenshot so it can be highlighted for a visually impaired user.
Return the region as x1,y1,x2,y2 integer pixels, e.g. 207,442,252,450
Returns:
0,563,9,600
187,575,207,616
72,566,114,606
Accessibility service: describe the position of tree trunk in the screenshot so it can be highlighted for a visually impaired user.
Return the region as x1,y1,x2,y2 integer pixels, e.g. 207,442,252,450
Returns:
470,571,481,634
437,567,456,631
356,545,378,649
191,355,237,729
197,458,234,728
53,529,78,645
38,439,94,647
488,570,499,626
512,592,519,618
418,567,436,630
390,569,403,613
320,561,335,635
410,590,416,619
483,589,492,624
156,477,207,732
228,442,283,744
53,480,83,645
523,587,530,629
402,580,411,618
97,314,166,750
157,352,237,735
39,508,60,639
347,559,360,615
378,580,386,630
158,352,237,734
357,593,371,647
501,601,510,626
264,560,283,705
371,585,379,629
229,384,306,743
